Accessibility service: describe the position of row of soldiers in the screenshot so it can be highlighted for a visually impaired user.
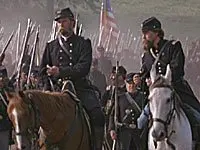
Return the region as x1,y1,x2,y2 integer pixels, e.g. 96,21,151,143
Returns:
0,7,200,150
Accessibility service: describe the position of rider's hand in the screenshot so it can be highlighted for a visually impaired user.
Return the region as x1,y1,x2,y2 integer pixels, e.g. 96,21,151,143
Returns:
145,78,152,86
110,130,117,140
47,66,59,76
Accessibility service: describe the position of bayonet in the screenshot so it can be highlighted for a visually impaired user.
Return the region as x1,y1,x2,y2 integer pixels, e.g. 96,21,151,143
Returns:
0,30,15,58
26,26,40,89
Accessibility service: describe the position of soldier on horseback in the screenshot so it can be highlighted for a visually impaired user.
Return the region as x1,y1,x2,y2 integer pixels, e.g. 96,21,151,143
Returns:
139,16,200,147
39,7,105,150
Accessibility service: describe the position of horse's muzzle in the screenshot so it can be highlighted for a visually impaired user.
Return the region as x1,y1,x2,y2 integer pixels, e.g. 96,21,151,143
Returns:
152,129,166,141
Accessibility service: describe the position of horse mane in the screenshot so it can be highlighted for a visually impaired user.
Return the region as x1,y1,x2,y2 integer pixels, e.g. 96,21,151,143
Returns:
149,76,171,91
149,76,183,117
23,90,75,113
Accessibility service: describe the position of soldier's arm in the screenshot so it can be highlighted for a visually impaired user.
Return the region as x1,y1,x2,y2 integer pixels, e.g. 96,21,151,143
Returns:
169,41,185,82
59,38,92,79
140,53,150,79
137,103,150,129
39,43,52,76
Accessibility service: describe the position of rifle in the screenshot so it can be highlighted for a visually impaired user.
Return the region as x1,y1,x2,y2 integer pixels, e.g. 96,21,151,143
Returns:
74,13,79,35
0,31,15,58
0,27,4,41
113,61,121,150
26,26,40,89
16,19,32,90
114,61,121,127
78,24,82,36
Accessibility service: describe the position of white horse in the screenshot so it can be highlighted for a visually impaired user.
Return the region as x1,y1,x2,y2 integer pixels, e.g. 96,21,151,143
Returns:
148,65,192,150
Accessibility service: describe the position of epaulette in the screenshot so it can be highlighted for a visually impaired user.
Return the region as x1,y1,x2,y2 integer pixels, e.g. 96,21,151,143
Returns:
171,40,178,45
141,53,145,58
106,85,112,91
47,39,54,43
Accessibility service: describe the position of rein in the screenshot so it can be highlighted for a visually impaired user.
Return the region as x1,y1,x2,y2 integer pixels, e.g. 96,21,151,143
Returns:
150,83,178,150
14,93,40,150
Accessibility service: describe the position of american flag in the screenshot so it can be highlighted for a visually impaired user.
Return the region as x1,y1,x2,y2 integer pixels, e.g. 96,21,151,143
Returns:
99,0,120,49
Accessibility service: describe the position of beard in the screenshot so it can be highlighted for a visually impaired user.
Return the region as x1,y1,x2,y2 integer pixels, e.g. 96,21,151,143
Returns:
60,27,73,37
143,39,154,51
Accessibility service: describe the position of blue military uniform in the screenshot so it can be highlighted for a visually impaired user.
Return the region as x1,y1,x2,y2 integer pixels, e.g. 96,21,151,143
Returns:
40,7,105,150
140,17,200,144
140,17,200,113
108,90,144,150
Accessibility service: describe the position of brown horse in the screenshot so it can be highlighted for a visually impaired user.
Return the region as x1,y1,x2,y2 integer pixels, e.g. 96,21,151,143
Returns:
6,90,91,150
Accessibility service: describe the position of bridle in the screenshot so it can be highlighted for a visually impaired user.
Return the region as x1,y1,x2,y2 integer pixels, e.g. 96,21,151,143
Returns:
150,86,178,150
14,93,40,150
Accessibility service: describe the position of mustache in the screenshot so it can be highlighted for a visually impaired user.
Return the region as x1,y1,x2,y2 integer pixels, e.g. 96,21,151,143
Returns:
59,27,73,36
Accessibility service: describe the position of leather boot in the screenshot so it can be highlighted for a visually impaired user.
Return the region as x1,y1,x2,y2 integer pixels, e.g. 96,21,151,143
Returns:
94,127,104,150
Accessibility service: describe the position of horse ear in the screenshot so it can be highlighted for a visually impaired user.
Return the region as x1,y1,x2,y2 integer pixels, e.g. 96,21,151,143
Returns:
164,65,172,83
18,91,25,98
150,64,157,83
5,92,13,101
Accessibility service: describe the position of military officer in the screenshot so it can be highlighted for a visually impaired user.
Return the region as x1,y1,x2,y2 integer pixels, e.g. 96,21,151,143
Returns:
140,16,200,113
39,7,105,150
140,16,200,145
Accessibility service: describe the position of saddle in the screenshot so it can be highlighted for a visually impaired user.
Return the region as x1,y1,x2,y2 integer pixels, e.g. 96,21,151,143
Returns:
61,80,94,149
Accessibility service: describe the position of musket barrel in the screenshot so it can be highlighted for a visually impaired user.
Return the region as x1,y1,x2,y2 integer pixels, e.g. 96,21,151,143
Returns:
0,30,15,57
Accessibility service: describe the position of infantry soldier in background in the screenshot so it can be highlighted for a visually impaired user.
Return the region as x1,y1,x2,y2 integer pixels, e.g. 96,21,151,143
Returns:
101,66,127,116
101,66,127,149
89,58,107,98
0,53,11,150
108,72,145,150
96,46,112,83
140,16,200,146
40,7,105,150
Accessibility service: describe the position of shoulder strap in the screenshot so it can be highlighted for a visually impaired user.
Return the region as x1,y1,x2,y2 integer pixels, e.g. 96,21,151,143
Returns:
152,40,173,66
125,92,141,113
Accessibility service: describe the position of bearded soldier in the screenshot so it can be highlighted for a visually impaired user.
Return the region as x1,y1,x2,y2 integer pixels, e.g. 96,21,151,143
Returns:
40,8,105,150
140,16,200,146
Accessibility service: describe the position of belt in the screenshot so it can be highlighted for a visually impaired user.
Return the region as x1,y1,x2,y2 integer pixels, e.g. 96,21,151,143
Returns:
117,122,136,129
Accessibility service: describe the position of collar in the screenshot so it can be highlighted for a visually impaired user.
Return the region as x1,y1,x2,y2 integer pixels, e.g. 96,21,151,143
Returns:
61,34,69,41
61,33,74,41
157,39,167,51
128,90,139,97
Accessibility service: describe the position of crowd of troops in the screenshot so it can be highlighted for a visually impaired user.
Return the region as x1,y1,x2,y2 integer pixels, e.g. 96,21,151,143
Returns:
0,7,200,150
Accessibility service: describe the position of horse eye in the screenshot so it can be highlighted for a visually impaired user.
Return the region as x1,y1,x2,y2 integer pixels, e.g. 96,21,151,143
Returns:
166,98,171,103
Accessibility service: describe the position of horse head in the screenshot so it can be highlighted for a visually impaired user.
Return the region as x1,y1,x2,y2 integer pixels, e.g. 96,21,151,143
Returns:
6,91,40,150
149,64,179,141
